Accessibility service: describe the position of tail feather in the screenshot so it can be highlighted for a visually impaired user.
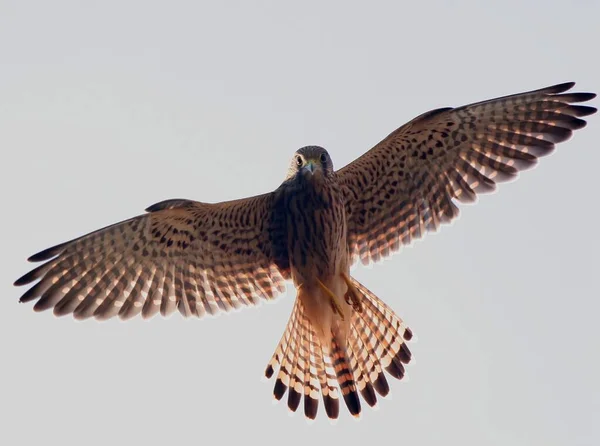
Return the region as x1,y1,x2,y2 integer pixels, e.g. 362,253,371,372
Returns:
330,336,361,417
264,300,299,380
347,325,378,407
352,303,390,397
265,277,413,419
353,280,412,379
318,338,341,419
286,312,306,412
302,325,320,419
270,303,301,400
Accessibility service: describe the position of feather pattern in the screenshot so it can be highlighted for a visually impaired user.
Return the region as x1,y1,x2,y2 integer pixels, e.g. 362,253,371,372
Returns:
15,194,290,320
265,277,413,419
13,81,595,420
338,82,597,264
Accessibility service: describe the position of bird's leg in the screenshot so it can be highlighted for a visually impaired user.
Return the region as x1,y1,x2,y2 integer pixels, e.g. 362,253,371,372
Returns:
316,278,345,321
341,272,363,313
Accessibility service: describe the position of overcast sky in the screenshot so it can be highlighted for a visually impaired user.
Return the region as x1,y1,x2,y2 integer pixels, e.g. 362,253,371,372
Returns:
1,1,598,445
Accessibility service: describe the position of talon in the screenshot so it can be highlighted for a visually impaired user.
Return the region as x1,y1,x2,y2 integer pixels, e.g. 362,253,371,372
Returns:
316,278,345,320
341,272,363,313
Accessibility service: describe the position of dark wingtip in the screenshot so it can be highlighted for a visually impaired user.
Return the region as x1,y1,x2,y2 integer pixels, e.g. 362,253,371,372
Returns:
18,282,43,303
33,296,55,312
145,199,191,213
14,271,36,287
559,92,598,103
27,243,67,262
583,92,597,101
571,105,597,117
14,261,52,286
547,81,575,94
568,117,588,131
403,327,414,341
547,127,573,144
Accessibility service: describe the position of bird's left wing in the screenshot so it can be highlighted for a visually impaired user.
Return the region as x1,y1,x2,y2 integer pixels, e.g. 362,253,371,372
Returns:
14,193,290,320
337,82,596,265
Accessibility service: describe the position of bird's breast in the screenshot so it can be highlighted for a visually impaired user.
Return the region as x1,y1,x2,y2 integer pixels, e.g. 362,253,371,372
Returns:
284,179,347,285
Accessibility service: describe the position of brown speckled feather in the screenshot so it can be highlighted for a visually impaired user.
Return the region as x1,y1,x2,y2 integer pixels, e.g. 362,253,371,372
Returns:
13,81,596,421
15,194,290,320
265,277,412,419
338,82,597,264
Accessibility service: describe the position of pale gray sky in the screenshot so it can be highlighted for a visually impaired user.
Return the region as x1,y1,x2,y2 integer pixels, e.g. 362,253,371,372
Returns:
1,1,598,445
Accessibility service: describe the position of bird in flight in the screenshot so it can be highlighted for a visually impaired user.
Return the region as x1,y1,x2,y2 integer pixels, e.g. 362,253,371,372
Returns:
14,82,596,420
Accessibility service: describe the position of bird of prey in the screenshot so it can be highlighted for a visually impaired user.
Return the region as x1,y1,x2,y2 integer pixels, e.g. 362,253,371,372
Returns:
14,82,596,420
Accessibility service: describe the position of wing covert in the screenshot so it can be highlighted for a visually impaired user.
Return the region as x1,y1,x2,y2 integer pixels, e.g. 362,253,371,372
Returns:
338,82,596,265
15,193,290,320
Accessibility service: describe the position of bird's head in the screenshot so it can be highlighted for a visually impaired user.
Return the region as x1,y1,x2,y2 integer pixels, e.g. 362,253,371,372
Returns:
287,146,334,182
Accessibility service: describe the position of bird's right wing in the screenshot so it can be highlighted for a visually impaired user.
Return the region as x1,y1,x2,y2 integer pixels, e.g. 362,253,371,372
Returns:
14,192,290,320
338,82,596,265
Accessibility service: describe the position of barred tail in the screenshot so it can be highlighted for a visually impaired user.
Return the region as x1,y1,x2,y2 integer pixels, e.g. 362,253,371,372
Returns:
264,277,413,420
330,334,361,417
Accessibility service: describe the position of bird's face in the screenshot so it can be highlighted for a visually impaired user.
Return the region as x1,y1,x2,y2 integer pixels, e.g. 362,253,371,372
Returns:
288,146,334,182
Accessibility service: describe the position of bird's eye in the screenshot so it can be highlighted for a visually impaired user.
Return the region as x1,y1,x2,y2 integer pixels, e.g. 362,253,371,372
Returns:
296,155,303,166
320,153,327,163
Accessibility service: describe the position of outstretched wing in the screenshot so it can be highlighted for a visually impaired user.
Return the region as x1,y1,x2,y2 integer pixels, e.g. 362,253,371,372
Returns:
338,82,596,265
14,193,290,320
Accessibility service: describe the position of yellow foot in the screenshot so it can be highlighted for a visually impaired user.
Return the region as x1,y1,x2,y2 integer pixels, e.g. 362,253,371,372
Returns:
341,272,363,313
316,278,345,321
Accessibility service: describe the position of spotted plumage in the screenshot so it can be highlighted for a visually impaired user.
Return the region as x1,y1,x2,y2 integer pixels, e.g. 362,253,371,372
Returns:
14,82,596,420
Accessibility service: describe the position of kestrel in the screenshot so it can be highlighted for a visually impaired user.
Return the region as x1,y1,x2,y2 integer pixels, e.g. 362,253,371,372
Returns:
15,82,596,420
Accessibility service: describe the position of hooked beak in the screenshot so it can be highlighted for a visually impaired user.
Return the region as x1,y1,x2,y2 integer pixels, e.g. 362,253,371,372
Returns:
302,160,317,178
